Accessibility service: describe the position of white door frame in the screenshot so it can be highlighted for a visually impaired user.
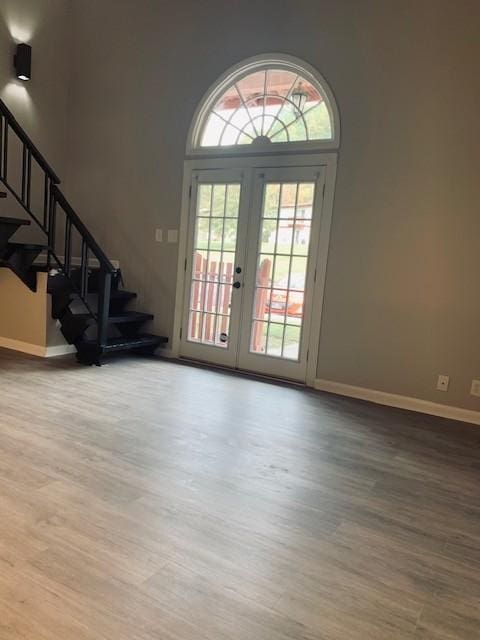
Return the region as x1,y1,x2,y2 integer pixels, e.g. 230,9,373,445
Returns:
171,152,337,387
237,165,326,382
178,167,251,368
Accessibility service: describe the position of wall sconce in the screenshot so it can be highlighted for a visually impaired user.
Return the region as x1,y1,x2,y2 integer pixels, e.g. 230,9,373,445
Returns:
14,43,32,81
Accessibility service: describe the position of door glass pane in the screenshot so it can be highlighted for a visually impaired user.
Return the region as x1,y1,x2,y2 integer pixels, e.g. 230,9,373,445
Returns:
267,323,284,356
260,219,277,253
194,218,210,250
272,255,291,288
280,183,298,218
250,181,315,361
264,184,281,218
292,219,311,256
212,185,226,216
226,185,241,217
188,182,240,348
283,325,301,360
198,184,212,215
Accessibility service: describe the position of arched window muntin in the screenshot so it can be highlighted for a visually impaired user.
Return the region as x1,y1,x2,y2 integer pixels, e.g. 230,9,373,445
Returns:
187,54,340,156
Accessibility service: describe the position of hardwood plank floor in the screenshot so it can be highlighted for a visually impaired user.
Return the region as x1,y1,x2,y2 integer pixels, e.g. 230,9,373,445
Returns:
0,347,479,639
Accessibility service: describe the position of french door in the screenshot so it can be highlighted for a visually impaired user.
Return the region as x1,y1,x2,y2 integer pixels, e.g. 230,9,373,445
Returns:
179,165,326,382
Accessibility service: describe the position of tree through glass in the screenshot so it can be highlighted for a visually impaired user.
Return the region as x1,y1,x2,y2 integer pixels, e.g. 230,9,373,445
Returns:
200,69,332,147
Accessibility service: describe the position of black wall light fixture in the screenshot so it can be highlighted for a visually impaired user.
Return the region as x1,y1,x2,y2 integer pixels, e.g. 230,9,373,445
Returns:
14,43,32,81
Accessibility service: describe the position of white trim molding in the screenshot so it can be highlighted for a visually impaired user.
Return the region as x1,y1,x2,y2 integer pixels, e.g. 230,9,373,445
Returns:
171,152,338,386
174,54,340,383
314,378,480,426
155,347,175,359
0,337,76,358
45,344,77,358
187,53,341,156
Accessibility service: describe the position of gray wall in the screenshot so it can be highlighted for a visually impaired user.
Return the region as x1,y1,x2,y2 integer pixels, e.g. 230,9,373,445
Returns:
0,0,71,345
4,0,480,413
0,0,70,176
65,0,480,411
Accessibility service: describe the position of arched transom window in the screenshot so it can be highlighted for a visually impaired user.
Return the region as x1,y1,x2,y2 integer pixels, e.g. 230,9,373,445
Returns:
190,56,339,151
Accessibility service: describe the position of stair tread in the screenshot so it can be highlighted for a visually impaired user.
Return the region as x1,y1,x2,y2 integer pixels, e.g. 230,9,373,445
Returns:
83,333,167,352
7,241,48,250
69,265,121,273
72,311,153,324
108,311,153,323
82,290,137,302
110,290,137,300
0,216,31,226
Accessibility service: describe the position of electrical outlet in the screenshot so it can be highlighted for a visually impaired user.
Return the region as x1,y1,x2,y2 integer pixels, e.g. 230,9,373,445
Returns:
155,229,163,242
470,380,480,397
436,375,449,392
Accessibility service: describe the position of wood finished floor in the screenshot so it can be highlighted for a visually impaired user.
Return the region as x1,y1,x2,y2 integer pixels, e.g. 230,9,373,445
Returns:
0,348,479,639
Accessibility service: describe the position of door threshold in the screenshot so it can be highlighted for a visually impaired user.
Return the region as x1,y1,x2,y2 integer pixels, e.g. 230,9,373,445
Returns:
168,355,307,389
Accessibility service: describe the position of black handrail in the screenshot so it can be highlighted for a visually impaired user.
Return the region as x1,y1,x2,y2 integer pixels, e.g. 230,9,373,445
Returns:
0,97,115,349
0,98,60,184
51,186,115,273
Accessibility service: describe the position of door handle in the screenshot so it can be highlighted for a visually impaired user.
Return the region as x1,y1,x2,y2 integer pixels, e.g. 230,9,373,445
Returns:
233,281,241,289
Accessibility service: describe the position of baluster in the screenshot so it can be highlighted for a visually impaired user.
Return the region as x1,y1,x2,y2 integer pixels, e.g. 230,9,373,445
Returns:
43,174,50,230
64,218,72,276
47,187,57,270
97,270,112,348
3,120,8,181
21,145,27,202
26,149,32,208
80,239,88,297
0,115,3,177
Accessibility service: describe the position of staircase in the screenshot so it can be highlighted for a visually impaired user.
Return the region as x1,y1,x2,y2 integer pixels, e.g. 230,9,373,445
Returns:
0,99,167,365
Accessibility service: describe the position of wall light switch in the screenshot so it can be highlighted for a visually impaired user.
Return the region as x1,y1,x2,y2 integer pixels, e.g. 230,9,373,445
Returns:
470,380,480,397
167,229,178,243
155,229,163,242
436,375,449,392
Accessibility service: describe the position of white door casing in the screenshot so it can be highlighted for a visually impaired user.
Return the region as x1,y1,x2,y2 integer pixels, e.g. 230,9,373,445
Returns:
236,166,326,382
173,154,337,386
172,54,340,386
179,168,250,368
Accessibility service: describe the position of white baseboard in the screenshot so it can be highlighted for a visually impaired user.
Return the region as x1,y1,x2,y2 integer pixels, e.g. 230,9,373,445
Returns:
0,336,76,358
45,344,77,358
155,348,175,359
314,378,480,426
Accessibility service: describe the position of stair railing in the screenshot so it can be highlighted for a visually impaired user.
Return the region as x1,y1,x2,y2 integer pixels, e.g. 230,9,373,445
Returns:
0,97,115,349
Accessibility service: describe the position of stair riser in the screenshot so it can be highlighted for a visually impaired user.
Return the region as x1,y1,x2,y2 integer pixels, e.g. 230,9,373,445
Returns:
0,222,25,254
49,275,124,305
60,314,91,344
75,344,102,366
5,248,44,272
108,299,133,314
50,292,132,319
52,295,72,320
1,246,46,292
69,269,122,294
116,323,150,338
0,264,37,291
